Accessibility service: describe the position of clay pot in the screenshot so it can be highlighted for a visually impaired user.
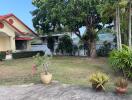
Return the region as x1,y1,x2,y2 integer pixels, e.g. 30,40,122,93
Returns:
40,72,52,84
116,87,127,94
92,84,103,91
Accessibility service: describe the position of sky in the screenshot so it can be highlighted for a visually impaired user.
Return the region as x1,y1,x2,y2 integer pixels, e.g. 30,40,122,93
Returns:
0,0,36,30
0,0,86,35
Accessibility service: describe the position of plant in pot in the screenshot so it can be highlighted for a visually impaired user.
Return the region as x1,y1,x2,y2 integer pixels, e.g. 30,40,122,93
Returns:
89,72,109,91
0,52,6,61
33,54,52,84
115,78,128,94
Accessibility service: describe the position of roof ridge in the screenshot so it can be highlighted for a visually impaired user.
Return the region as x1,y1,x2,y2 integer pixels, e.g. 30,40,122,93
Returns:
0,13,13,18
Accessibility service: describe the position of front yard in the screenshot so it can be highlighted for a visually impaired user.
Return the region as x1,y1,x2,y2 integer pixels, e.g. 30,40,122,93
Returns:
0,56,131,92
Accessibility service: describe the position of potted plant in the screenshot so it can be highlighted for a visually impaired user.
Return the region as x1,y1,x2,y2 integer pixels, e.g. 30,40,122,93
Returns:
5,50,12,60
33,54,52,84
89,72,109,91
115,78,128,94
0,52,6,61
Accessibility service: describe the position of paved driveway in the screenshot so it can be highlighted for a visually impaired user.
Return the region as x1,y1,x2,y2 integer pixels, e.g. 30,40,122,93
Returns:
0,83,131,100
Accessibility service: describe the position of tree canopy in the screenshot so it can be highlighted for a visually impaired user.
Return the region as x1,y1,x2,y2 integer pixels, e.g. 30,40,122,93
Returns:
32,0,132,58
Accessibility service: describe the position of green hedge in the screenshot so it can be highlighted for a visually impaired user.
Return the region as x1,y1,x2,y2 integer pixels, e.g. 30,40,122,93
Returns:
12,51,45,59
0,52,6,61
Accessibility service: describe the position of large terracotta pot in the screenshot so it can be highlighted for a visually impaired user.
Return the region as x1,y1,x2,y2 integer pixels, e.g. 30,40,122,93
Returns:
116,87,127,94
40,72,52,84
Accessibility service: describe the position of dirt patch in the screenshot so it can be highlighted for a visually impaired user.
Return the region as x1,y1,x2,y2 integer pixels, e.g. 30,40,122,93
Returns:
0,66,31,79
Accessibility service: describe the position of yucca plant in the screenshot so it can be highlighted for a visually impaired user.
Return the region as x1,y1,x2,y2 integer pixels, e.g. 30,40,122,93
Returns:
89,72,109,91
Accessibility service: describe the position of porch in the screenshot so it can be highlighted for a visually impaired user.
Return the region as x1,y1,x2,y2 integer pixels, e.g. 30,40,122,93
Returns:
0,32,32,52
15,37,32,51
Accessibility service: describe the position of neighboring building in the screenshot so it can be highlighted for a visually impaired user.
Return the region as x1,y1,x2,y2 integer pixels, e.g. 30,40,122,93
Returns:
31,33,71,55
97,33,115,49
32,32,115,56
0,14,37,52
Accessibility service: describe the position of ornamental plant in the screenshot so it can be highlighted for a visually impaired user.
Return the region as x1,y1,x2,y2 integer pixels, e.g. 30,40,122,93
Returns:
115,78,128,89
33,54,52,75
109,45,132,79
89,72,109,91
115,78,128,94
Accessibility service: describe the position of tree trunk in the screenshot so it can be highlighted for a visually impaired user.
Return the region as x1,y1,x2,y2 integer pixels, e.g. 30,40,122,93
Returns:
128,0,132,48
118,6,122,49
116,5,122,50
90,40,96,58
116,7,120,50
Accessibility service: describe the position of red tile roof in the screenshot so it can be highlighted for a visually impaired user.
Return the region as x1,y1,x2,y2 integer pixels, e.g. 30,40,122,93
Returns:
15,37,32,40
0,13,37,36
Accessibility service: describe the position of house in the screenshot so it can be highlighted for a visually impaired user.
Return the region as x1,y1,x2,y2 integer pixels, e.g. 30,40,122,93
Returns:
31,33,71,55
0,14,37,52
32,32,115,56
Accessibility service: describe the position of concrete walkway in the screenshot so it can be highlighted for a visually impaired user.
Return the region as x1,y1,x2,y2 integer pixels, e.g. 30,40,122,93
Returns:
0,83,131,100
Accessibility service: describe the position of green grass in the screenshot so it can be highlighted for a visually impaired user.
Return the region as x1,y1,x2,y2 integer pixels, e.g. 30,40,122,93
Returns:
0,56,110,85
0,56,132,93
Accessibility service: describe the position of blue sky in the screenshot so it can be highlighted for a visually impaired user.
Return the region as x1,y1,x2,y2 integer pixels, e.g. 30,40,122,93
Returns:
0,0,36,30
0,0,86,34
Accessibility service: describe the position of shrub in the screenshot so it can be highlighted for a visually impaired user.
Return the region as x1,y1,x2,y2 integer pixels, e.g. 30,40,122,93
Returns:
12,51,45,59
57,35,73,55
0,52,6,61
89,72,109,91
109,45,132,79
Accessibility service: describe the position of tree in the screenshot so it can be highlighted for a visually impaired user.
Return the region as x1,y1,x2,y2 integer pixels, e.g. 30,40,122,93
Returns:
63,0,104,58
32,0,103,58
128,0,132,47
98,0,130,49
32,0,131,57
116,1,122,50
31,0,64,34
47,35,55,54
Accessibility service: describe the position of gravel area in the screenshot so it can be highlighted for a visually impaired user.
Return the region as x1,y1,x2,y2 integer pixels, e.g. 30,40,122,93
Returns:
0,82,131,100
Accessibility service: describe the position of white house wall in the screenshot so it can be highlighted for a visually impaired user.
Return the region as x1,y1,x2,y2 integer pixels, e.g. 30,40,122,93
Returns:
0,21,16,51
0,36,11,51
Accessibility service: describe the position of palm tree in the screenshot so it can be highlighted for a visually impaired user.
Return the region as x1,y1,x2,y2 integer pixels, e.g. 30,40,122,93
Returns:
117,1,122,50
128,0,132,47
98,0,130,50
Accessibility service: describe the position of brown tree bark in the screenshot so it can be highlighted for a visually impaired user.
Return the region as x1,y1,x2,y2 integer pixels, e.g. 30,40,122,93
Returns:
89,39,96,58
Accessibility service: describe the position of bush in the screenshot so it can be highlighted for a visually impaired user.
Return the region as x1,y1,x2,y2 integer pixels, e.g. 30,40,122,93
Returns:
97,41,111,57
109,45,132,79
57,35,73,55
12,51,45,59
0,52,6,61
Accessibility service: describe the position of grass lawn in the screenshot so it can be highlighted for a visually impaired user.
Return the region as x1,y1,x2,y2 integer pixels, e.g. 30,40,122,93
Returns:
0,56,132,92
